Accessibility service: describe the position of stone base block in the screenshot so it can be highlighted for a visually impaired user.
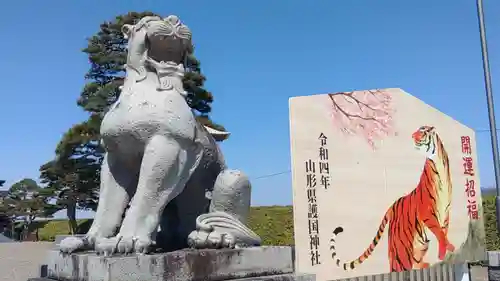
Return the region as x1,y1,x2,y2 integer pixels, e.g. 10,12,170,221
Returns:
30,274,315,281
235,273,316,280
47,246,302,281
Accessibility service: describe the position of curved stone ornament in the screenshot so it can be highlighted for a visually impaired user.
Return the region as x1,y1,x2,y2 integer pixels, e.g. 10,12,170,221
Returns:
144,58,187,95
128,62,148,83
146,15,192,41
187,212,262,249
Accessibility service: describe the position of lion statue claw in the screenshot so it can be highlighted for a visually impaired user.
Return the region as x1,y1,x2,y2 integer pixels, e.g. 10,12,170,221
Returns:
59,15,260,255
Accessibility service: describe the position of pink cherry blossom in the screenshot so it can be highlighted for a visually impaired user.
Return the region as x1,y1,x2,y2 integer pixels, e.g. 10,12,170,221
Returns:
328,90,396,150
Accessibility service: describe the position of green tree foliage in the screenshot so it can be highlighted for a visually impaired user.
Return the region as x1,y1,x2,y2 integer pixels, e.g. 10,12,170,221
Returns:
0,180,7,222
39,117,101,234
0,193,13,229
1,179,53,239
41,11,226,226
0,180,10,227
7,179,53,219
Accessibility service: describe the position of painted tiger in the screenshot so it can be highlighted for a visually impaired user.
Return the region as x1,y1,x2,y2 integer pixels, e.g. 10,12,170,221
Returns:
329,125,455,272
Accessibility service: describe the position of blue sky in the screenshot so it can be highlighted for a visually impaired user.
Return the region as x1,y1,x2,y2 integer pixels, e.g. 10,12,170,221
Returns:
1,0,500,218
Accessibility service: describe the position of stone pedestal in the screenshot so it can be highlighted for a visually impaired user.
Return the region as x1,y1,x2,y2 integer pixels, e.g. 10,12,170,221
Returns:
45,246,315,281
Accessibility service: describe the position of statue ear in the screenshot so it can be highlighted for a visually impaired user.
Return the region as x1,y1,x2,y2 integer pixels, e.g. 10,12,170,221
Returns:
122,24,133,39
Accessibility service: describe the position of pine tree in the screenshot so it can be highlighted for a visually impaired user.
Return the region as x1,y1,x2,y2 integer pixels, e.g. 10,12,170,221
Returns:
2,179,53,239
39,117,101,233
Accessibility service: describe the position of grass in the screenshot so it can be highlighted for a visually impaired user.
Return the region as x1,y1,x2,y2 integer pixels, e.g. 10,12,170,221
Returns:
24,196,500,250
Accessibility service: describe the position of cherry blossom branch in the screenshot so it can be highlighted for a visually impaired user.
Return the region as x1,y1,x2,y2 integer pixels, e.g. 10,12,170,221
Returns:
327,89,396,149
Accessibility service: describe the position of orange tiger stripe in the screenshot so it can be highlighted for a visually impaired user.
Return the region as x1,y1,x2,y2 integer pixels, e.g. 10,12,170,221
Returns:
330,126,454,273
330,208,393,270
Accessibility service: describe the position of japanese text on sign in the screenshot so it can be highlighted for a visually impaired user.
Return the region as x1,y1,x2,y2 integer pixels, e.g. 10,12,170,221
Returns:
461,136,478,220
318,133,330,190
304,133,330,266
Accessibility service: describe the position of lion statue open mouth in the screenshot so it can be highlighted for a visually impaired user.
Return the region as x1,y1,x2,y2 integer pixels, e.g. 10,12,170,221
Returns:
59,15,261,255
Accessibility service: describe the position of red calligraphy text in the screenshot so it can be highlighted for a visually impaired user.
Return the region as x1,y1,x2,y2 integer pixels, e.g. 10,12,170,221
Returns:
463,157,474,176
461,136,472,155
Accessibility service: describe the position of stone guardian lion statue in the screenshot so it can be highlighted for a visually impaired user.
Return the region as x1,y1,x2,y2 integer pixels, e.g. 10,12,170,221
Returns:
59,15,261,255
